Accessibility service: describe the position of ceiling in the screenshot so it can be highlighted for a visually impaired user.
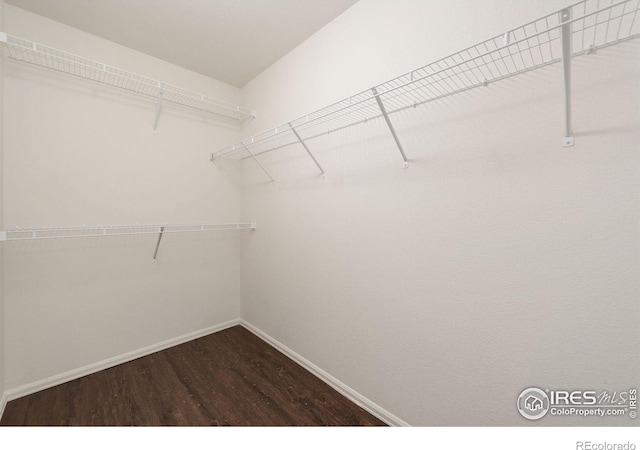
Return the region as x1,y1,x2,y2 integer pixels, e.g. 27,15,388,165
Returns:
5,0,359,87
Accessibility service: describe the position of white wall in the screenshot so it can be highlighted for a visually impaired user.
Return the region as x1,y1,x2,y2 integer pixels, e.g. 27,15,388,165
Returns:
239,0,640,426
3,6,244,392
0,0,6,410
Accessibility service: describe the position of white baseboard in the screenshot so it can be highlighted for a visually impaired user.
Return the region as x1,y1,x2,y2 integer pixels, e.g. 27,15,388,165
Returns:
0,391,7,422
2,318,409,426
5,318,241,403
238,319,410,427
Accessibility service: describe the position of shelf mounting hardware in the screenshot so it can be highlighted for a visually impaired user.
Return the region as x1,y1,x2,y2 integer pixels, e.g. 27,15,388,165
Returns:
241,142,275,182
152,226,165,262
560,7,575,147
372,87,409,168
289,123,325,176
152,82,164,132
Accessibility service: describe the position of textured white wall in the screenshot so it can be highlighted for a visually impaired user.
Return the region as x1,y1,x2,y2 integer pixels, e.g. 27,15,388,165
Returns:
239,0,640,425
0,0,5,405
3,6,244,391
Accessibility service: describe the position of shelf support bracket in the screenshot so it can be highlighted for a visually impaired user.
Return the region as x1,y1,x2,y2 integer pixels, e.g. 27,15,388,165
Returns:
372,88,409,167
289,123,325,176
152,84,164,132
560,7,574,147
241,142,275,182
152,226,165,262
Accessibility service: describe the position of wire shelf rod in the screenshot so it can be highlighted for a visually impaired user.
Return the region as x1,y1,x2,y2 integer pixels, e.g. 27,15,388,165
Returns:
213,0,639,161
220,98,382,156
233,33,638,162
228,54,570,162
0,34,256,124
0,222,256,242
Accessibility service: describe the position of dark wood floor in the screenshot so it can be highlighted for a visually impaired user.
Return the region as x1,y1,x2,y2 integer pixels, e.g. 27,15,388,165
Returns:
0,325,385,426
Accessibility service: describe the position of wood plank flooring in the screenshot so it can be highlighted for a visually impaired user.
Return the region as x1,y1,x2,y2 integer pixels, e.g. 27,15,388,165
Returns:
0,325,386,426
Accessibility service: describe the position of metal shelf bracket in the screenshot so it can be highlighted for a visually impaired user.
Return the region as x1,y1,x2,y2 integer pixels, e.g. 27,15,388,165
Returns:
372,87,409,168
289,123,325,176
560,7,575,147
152,83,164,132
241,142,275,182
152,226,165,262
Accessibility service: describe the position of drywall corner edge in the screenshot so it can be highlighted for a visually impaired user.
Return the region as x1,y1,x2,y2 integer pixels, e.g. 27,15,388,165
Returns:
238,319,410,427
0,391,7,421
5,318,242,403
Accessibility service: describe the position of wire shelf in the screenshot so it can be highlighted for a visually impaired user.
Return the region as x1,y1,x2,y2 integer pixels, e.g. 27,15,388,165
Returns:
0,222,256,242
0,33,256,124
212,0,640,161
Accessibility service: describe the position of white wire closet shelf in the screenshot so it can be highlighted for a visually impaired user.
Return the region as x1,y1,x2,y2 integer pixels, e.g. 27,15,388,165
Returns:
0,222,256,262
0,222,256,241
0,33,256,126
211,0,640,178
